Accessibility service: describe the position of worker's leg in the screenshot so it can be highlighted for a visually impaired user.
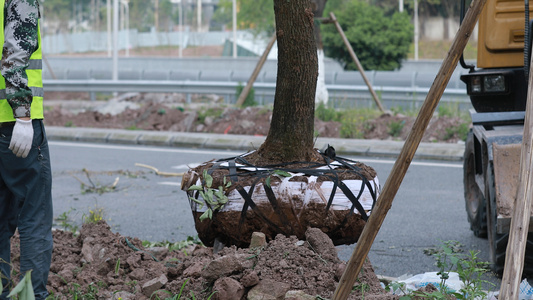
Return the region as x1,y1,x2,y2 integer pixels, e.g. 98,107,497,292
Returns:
0,120,53,300
0,179,18,300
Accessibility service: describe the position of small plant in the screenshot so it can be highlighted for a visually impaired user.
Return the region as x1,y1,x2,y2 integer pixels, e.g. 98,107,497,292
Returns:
157,108,167,115
236,82,257,107
64,121,74,127
388,120,405,137
143,236,204,253
5,270,34,300
188,170,232,221
442,122,469,141
65,281,105,299
316,102,339,122
115,258,121,276
83,205,105,224
55,209,79,233
338,108,380,139
438,103,460,118
395,240,494,300
150,279,218,300
72,168,120,195
197,107,223,124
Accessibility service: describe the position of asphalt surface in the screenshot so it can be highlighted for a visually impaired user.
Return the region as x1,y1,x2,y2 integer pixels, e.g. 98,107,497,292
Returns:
46,126,466,161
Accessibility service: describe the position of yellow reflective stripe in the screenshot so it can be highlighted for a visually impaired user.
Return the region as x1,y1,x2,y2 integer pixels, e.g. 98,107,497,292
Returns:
0,97,43,122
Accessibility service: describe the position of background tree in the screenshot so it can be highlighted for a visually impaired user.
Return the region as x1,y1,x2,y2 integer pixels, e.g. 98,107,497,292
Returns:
321,0,413,70
213,0,275,35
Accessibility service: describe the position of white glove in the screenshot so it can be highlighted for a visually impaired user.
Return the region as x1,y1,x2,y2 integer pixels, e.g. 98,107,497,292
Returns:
9,118,33,158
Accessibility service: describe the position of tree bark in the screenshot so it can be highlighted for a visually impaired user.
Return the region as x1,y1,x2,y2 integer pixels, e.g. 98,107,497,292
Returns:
255,0,318,163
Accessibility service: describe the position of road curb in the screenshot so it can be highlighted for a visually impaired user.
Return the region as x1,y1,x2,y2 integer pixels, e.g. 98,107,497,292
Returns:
46,126,465,161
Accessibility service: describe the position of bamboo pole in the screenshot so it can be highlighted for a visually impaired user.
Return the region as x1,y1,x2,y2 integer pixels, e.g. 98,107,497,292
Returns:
329,12,385,113
332,0,487,298
235,34,277,107
499,40,533,300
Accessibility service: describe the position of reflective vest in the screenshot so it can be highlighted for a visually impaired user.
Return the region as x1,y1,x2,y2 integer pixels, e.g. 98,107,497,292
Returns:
0,0,44,122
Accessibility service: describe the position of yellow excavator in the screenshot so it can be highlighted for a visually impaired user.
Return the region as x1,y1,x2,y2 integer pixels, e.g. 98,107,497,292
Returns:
461,0,533,275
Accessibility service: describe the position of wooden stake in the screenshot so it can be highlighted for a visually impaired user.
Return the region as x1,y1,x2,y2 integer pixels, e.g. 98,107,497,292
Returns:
332,0,487,299
235,34,277,107
329,12,385,113
499,36,533,300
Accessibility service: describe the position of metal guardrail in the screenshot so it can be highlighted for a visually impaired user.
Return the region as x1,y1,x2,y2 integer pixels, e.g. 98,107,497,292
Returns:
43,79,471,110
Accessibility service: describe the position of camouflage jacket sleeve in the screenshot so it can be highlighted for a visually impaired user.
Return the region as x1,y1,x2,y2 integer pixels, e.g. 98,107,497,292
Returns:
1,0,40,118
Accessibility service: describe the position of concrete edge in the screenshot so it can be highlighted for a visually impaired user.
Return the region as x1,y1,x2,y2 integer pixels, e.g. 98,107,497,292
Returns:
46,126,465,161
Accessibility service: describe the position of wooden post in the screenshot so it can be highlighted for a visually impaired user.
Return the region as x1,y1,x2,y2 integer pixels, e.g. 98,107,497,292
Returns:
235,34,277,107
332,0,487,299
499,39,533,300
329,12,385,113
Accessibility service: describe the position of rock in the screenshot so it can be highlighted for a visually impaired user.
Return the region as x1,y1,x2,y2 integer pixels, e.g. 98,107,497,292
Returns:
247,279,290,300
284,290,316,300
57,267,74,282
213,277,245,300
204,116,214,126
129,268,146,281
201,255,244,282
249,232,267,249
305,228,339,262
235,253,255,269
183,261,206,278
96,98,140,116
335,263,346,281
240,270,259,288
126,254,141,269
81,240,106,264
142,274,168,297
240,120,255,130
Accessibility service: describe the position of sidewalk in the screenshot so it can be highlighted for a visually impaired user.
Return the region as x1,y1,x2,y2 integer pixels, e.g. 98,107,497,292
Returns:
46,126,465,161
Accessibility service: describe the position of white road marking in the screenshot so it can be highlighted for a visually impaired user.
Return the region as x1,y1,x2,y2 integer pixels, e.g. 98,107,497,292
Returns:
158,181,181,186
49,141,242,156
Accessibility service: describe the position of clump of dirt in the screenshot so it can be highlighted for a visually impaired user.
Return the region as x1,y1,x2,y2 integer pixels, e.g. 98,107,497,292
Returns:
42,93,465,143
8,222,396,299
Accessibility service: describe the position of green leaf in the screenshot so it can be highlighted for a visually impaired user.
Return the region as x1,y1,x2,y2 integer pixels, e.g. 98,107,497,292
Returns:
8,270,35,300
189,197,204,209
265,176,271,188
272,170,291,177
205,190,214,203
199,210,210,221
203,170,213,188
188,185,204,191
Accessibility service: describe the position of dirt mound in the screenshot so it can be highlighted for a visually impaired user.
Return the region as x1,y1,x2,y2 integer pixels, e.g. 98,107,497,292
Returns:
42,94,464,143
7,222,395,299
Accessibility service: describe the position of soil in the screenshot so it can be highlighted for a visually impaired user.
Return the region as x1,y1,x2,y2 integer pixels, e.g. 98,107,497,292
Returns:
42,92,467,144
8,222,396,299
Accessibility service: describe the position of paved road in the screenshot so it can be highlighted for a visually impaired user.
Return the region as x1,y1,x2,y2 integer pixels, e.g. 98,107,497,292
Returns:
49,141,499,287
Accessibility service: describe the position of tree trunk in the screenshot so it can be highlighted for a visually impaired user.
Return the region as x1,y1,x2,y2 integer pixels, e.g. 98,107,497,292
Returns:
255,0,318,163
